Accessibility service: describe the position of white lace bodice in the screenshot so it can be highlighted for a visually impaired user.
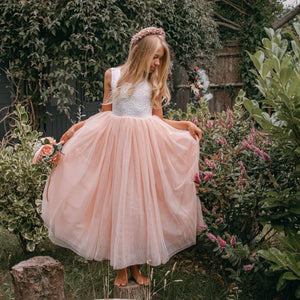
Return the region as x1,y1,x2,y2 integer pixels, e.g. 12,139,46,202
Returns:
111,67,152,118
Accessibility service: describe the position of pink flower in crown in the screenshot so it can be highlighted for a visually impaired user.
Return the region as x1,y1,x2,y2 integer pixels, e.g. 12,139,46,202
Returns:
206,232,217,242
217,236,227,247
230,235,236,245
204,171,214,182
243,264,253,271
195,67,199,71
130,27,166,47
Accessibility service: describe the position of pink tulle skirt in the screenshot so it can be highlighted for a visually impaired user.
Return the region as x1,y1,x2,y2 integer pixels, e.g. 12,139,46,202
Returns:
42,111,204,269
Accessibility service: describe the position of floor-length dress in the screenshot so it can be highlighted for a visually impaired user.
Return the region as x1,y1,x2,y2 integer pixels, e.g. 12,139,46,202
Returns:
42,67,204,269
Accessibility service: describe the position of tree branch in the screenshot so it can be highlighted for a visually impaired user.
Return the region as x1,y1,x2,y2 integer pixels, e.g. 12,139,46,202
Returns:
273,4,300,30
214,12,241,29
215,21,240,31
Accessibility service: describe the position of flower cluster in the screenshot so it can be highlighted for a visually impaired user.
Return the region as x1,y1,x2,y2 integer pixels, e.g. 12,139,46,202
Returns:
130,27,166,47
32,137,63,165
190,67,213,102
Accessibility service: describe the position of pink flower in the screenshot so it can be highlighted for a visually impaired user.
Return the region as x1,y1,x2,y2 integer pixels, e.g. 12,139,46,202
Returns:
40,144,54,156
238,161,247,175
243,264,253,271
217,236,227,247
194,172,201,184
230,235,236,245
198,224,208,231
205,159,216,168
201,204,209,213
195,93,200,99
251,127,255,134
227,121,233,130
195,76,199,81
215,217,224,225
226,107,233,120
216,138,227,145
212,206,218,215
261,152,270,160
204,171,214,182
195,67,199,71
248,134,254,144
238,178,247,185
193,119,198,125
206,232,217,243
219,119,225,127
205,120,215,129
41,137,56,145
238,185,242,190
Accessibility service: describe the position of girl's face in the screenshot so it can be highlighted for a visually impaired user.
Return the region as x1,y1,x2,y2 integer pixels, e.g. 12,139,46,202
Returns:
149,45,164,73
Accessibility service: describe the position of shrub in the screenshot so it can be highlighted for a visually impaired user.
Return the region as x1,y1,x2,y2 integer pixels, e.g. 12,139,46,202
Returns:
0,105,49,252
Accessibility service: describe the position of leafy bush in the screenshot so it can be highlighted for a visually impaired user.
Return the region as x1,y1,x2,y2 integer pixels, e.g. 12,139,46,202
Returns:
242,22,300,298
0,105,49,252
0,0,219,117
168,92,297,297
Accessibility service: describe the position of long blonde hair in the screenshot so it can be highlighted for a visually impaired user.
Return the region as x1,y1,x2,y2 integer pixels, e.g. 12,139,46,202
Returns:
113,34,171,107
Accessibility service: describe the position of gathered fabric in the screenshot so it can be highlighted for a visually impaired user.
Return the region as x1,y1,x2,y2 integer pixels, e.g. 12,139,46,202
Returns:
42,68,204,270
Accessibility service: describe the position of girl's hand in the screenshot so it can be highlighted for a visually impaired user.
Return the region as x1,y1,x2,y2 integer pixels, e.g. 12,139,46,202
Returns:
187,122,202,141
59,121,85,145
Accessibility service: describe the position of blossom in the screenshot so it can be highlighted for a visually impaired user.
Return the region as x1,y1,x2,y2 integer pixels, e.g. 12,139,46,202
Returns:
215,217,224,225
198,224,208,232
261,151,270,160
204,171,214,182
238,178,247,185
201,204,209,213
238,185,242,190
219,119,225,127
227,121,233,130
206,232,217,242
195,67,199,71
193,119,198,125
243,264,253,271
238,161,247,175
212,206,218,215
216,138,227,145
194,172,201,184
41,137,56,145
195,93,200,99
40,144,54,157
205,159,216,168
230,235,236,245
217,236,227,247
226,107,233,120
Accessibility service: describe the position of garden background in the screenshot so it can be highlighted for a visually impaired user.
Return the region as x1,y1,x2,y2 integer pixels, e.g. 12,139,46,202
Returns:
0,0,300,299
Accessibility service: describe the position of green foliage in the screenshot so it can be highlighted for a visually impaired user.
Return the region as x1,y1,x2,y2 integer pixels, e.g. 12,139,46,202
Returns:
258,233,300,298
0,0,219,118
0,105,49,252
243,22,300,298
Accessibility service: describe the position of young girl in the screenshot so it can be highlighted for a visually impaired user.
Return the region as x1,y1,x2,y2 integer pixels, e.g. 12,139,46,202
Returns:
42,27,205,287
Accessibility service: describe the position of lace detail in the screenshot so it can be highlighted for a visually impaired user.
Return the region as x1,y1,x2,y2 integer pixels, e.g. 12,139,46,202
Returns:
111,67,152,118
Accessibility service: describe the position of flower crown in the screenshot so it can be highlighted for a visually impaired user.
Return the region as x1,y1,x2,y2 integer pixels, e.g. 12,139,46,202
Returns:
130,27,166,47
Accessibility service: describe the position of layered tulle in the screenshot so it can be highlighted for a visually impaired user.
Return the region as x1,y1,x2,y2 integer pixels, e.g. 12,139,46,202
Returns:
42,111,204,269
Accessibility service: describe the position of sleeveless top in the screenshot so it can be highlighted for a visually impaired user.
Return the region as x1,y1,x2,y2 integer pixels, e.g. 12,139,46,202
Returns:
111,67,153,118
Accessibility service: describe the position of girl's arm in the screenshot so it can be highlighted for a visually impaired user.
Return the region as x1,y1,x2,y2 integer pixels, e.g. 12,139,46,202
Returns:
60,69,112,144
152,106,202,141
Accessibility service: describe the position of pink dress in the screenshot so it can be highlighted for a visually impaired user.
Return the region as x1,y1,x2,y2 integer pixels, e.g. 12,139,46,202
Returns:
42,67,204,269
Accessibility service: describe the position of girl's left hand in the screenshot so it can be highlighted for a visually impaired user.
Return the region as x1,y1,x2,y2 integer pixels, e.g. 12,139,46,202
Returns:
187,122,202,141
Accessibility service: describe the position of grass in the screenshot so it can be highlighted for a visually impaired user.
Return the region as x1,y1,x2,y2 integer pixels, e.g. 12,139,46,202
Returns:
0,226,230,300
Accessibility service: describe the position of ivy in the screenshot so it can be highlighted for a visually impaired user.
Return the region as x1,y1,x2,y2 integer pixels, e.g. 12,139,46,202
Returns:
0,0,219,124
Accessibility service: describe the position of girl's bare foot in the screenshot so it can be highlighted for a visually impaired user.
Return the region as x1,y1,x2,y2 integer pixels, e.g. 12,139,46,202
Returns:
130,265,150,286
114,267,128,286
